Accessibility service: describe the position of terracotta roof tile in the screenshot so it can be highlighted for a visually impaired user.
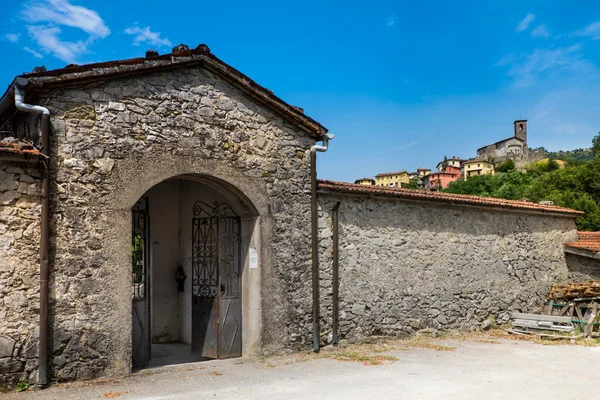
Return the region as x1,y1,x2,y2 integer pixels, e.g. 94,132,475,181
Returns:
317,180,583,216
0,141,41,157
2,45,327,137
375,171,408,177
565,232,600,253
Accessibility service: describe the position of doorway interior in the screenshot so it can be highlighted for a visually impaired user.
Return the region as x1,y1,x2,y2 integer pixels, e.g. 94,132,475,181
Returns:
131,176,256,369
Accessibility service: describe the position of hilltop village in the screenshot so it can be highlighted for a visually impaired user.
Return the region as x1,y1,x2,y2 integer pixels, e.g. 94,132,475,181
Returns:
356,119,545,190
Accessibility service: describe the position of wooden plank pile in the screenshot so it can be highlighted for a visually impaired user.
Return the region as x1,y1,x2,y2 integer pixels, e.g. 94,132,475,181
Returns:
549,281,600,300
544,281,600,338
511,313,573,334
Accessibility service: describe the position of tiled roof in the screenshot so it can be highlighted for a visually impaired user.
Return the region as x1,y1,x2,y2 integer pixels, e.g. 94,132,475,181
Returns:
477,136,524,152
317,180,583,216
463,159,494,165
0,141,41,159
375,171,408,177
0,44,327,137
427,171,459,176
564,232,600,253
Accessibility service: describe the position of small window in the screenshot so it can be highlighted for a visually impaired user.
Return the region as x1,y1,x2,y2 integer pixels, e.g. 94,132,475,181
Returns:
478,164,480,167
519,123,524,131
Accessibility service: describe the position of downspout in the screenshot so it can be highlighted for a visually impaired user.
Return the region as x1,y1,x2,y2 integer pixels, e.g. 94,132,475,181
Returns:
331,201,340,346
14,78,51,386
310,133,333,352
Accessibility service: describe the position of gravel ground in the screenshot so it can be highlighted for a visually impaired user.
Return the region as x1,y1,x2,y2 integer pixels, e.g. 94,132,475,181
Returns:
4,336,599,400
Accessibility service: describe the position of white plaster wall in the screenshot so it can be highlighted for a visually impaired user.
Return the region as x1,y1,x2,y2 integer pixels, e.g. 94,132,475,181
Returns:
148,180,181,343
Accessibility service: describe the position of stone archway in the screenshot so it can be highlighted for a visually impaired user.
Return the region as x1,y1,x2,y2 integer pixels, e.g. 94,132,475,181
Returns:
99,155,271,373
130,174,262,369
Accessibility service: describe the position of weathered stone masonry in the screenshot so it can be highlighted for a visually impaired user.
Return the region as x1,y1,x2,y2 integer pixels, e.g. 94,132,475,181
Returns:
0,163,42,385
317,191,578,343
1,57,321,387
0,49,588,389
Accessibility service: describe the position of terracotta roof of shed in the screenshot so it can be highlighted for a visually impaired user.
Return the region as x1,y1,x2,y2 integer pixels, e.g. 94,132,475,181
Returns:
0,141,41,158
565,232,600,253
0,44,327,137
317,180,583,216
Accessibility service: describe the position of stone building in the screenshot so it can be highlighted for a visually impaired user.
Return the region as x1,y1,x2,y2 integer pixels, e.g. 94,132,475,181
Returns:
0,46,588,390
0,45,328,387
564,232,600,281
477,120,527,161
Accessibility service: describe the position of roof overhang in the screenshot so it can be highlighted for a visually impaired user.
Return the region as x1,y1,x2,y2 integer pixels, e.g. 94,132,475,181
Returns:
564,245,600,260
0,47,328,138
317,180,583,218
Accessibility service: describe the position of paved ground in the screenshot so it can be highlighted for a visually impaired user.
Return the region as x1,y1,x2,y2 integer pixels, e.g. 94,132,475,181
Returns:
5,336,600,400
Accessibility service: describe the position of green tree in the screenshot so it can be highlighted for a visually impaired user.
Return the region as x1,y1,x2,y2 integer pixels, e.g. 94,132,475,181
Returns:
441,155,448,171
497,158,515,173
592,131,600,157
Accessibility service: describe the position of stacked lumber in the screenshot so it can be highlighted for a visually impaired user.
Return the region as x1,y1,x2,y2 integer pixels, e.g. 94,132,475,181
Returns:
549,281,600,300
511,313,573,333
545,281,600,338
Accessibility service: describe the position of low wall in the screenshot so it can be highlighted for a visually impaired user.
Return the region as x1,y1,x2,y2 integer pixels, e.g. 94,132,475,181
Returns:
565,253,600,281
317,192,577,343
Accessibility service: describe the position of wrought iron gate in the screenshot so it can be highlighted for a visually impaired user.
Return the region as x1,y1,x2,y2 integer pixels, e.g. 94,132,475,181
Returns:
132,197,150,368
191,201,242,359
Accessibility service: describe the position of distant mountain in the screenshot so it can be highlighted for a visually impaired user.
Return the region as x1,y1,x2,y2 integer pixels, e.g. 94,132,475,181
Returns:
530,147,594,164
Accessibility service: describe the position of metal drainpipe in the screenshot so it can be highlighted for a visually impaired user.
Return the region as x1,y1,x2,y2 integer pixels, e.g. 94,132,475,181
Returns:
310,133,333,353
14,79,51,386
332,201,340,346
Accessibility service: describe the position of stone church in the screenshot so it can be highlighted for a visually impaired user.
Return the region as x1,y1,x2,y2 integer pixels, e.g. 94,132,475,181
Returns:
0,44,588,389
477,120,528,161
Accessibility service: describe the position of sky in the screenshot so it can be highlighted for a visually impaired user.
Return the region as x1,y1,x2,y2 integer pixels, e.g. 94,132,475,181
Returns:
1,0,600,182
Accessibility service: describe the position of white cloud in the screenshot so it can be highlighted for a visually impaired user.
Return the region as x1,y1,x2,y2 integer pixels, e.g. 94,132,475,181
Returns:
516,13,535,32
386,16,397,27
27,25,87,64
3,33,21,43
394,141,418,151
531,24,550,38
575,20,600,40
497,45,594,88
23,46,43,59
124,25,172,48
22,0,110,38
19,0,109,63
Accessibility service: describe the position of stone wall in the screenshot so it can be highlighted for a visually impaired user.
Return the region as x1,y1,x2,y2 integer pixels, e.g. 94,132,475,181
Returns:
317,193,577,343
0,162,42,387
565,253,600,281
1,64,316,388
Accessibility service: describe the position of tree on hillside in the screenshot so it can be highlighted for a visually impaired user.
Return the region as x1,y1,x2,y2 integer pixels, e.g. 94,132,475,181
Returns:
441,155,448,171
592,131,600,157
497,158,515,173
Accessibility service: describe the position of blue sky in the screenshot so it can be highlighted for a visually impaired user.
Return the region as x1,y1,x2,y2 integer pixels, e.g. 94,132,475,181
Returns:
1,1,600,181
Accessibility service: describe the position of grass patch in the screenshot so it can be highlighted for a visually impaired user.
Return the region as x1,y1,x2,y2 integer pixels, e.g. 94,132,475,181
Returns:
319,350,398,366
101,392,128,399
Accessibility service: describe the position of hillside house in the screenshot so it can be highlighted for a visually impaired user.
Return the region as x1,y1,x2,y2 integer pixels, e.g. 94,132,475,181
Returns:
464,160,495,178
375,171,410,187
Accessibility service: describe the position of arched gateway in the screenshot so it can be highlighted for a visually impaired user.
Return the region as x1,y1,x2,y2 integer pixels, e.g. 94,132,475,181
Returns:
0,44,329,387
130,175,260,368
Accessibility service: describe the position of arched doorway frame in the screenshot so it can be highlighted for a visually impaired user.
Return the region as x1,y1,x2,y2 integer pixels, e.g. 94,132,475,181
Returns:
104,155,270,371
